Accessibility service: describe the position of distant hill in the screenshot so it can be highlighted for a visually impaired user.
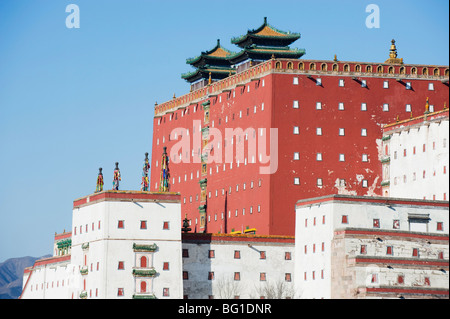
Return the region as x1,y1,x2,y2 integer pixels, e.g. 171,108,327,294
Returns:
0,255,51,299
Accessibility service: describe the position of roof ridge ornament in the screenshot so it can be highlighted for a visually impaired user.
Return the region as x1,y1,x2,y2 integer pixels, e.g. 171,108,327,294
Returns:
385,39,403,64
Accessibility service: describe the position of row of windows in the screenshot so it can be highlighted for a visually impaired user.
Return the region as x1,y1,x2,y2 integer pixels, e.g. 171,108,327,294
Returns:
304,242,326,254
74,220,171,234
294,126,368,136
340,215,445,231
117,220,170,230
358,244,446,259
293,100,433,113
393,166,447,184
189,205,263,227
392,140,447,159
182,249,292,260
294,152,370,162
294,75,438,91
303,270,325,281
182,271,292,282
30,279,70,291
368,273,432,286
294,177,369,188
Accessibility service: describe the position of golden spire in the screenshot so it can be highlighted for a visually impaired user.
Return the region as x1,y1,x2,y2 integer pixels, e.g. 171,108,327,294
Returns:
208,72,212,85
334,54,338,62
425,97,430,113
173,93,176,99
385,39,403,64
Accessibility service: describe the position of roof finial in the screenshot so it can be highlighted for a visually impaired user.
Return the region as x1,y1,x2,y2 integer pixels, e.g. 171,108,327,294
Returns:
264,17,267,24
425,97,430,114
334,54,338,62
173,93,176,99
385,39,403,64
95,167,104,193
208,72,212,85
217,39,220,46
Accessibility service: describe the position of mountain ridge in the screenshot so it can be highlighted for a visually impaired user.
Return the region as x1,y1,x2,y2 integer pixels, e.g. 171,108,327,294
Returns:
0,255,51,299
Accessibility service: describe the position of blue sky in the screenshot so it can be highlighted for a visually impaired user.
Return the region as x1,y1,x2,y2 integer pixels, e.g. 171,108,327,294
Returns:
0,0,448,262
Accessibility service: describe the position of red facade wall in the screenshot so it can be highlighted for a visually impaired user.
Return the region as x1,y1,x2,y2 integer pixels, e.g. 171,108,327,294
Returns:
150,59,449,236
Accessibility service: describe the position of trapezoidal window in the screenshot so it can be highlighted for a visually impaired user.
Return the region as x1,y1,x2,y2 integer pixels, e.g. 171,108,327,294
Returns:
408,213,430,232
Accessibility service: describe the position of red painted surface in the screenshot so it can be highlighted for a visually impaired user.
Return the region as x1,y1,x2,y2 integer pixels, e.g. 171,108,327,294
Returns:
151,59,449,236
54,232,72,241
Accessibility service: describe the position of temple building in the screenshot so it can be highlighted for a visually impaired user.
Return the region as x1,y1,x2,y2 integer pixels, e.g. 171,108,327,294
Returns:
20,18,449,299
151,18,449,237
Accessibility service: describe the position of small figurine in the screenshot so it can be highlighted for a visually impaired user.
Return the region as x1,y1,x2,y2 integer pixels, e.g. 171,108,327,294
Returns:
141,152,150,191
95,168,104,193
112,162,121,190
159,147,170,192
